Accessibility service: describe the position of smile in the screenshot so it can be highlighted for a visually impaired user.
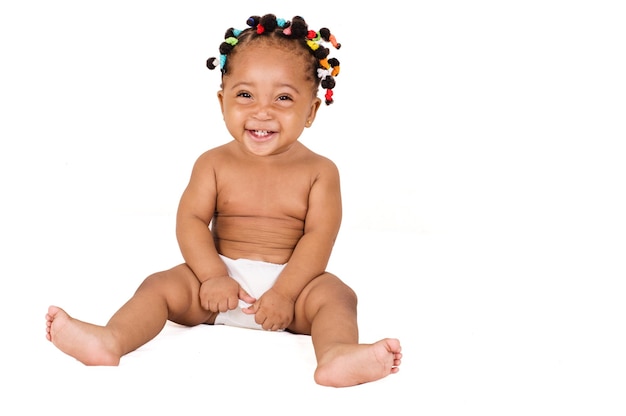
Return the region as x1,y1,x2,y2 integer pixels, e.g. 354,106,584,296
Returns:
248,129,276,140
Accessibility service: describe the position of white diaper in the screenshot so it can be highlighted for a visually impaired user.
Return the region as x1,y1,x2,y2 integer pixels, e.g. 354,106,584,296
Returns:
214,255,286,330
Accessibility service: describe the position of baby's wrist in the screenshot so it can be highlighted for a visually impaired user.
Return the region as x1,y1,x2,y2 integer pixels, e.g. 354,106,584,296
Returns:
199,274,229,284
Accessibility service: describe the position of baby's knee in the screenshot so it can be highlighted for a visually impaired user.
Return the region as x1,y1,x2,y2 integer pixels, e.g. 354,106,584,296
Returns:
137,264,193,293
136,270,167,293
311,273,358,306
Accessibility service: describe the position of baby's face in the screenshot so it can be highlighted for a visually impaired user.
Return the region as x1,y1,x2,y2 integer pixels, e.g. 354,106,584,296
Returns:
217,43,321,157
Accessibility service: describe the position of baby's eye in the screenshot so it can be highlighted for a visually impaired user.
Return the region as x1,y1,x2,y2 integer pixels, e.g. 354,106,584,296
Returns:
277,95,292,101
236,92,252,98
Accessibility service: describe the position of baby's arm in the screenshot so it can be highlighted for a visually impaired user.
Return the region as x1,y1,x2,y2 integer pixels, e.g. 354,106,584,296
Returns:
245,158,342,329
275,158,342,297
176,151,254,311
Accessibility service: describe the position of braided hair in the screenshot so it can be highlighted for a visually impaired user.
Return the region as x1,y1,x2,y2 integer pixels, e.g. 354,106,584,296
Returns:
206,14,341,105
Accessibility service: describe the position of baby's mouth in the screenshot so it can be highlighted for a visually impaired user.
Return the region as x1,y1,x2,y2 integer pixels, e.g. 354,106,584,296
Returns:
248,129,275,139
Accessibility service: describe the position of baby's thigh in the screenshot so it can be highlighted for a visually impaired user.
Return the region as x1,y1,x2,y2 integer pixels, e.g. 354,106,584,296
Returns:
140,264,213,326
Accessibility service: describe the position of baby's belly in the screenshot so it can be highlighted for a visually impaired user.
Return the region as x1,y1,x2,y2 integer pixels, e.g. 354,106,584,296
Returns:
212,215,304,264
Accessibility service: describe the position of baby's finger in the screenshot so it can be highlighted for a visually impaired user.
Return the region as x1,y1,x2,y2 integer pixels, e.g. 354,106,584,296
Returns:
218,300,230,313
228,295,240,310
241,301,259,315
241,305,255,315
238,287,256,304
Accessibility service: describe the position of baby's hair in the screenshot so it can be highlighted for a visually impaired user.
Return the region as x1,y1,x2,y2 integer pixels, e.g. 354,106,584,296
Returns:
206,14,341,105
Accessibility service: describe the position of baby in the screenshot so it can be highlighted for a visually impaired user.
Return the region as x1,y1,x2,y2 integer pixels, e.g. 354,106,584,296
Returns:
46,14,402,387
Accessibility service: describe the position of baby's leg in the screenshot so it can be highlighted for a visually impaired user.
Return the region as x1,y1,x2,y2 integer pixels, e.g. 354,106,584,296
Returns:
290,273,402,387
46,264,209,365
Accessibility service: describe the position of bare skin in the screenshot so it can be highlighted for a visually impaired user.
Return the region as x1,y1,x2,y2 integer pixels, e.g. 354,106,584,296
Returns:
46,36,402,387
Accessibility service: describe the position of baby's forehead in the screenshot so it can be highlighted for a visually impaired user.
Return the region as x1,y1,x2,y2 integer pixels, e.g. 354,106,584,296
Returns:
235,36,311,60
226,39,317,76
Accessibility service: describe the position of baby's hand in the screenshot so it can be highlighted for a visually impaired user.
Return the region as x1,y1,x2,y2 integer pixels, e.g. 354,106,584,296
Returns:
199,276,255,313
242,288,294,331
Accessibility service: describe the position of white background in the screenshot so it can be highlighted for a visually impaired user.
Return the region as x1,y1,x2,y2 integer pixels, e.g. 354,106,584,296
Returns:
1,1,625,414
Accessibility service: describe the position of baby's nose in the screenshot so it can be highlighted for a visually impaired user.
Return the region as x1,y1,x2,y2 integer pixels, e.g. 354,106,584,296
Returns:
252,106,272,120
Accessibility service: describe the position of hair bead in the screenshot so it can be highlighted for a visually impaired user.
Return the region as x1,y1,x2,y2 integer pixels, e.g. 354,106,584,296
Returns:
259,14,278,32
314,47,329,60
324,89,333,105
329,35,341,49
219,41,233,55
321,76,335,90
247,16,260,27
289,16,309,38
319,28,341,49
206,57,218,70
307,40,319,51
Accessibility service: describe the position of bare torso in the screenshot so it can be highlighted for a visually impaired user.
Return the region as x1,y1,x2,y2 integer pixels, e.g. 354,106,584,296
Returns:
209,141,327,264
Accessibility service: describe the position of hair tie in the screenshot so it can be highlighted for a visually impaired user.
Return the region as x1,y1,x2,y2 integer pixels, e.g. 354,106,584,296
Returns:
319,28,341,50
324,89,333,105
259,14,278,33
328,58,340,76
329,34,341,49
321,75,335,90
247,16,260,27
206,57,218,70
313,47,329,60
307,40,319,51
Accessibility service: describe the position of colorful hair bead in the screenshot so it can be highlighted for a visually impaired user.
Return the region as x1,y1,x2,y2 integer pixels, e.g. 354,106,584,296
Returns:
319,28,341,49
206,57,218,70
247,16,260,27
307,40,320,51
324,89,333,105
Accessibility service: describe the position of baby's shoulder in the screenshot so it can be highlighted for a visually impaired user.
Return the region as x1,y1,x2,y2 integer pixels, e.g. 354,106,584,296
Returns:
193,143,234,168
297,143,338,171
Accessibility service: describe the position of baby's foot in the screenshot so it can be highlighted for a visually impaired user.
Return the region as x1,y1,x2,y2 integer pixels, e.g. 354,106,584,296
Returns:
314,338,402,387
46,305,120,366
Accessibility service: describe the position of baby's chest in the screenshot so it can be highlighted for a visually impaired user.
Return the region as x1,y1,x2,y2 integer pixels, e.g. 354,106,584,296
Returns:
217,182,309,219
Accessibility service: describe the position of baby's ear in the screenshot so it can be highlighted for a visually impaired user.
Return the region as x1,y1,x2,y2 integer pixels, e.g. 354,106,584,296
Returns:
306,97,322,127
217,90,225,115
